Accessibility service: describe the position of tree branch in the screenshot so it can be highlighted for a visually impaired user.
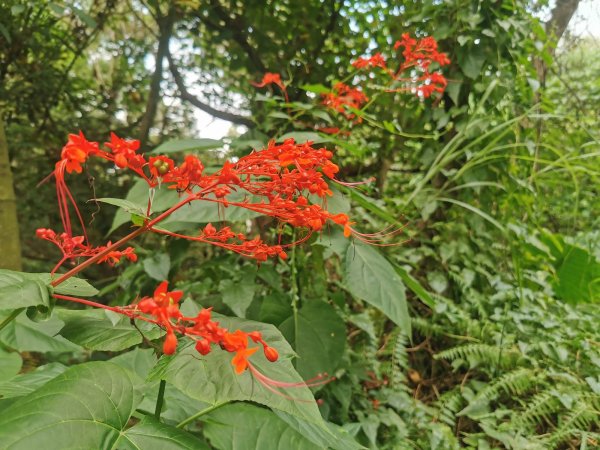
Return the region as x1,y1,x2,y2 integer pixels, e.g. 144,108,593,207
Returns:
139,6,176,148
166,47,254,127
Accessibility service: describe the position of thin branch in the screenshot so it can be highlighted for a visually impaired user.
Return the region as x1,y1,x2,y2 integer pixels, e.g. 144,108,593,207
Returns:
166,47,255,127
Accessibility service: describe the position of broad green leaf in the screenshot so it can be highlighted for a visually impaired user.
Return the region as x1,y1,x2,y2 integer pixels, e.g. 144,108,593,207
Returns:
0,362,138,449
0,362,205,449
277,131,331,144
0,362,66,399
160,192,262,231
220,266,256,317
148,316,325,426
0,311,80,352
143,253,171,281
116,416,210,449
274,409,365,450
343,243,410,333
203,403,321,450
280,300,345,382
56,308,164,351
0,349,22,382
41,274,98,297
150,138,223,154
259,293,293,326
0,270,98,300
110,348,212,425
554,244,600,303
0,270,50,311
458,46,486,79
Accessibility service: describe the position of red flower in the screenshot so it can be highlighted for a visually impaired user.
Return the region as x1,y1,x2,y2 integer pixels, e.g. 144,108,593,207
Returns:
60,131,99,174
321,83,368,122
104,132,141,168
251,72,288,102
352,52,387,70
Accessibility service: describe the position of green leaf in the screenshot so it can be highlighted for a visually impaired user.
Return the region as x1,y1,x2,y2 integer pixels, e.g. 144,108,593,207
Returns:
0,311,80,352
143,253,171,281
0,24,12,44
280,300,345,382
56,308,164,351
554,245,600,303
0,349,22,382
0,270,50,311
343,243,410,333
203,403,321,450
117,416,210,449
274,410,365,450
0,361,205,449
72,6,97,28
458,47,486,79
277,131,331,144
220,266,256,317
148,316,325,426
109,180,180,233
0,363,66,399
160,192,262,231
150,138,223,154
0,362,137,448
97,197,148,217
393,264,436,309
300,84,331,94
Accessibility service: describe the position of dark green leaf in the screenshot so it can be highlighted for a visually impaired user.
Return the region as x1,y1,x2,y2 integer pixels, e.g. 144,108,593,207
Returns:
56,308,164,351
203,403,321,450
280,300,345,381
143,253,171,281
0,363,66,399
343,243,410,333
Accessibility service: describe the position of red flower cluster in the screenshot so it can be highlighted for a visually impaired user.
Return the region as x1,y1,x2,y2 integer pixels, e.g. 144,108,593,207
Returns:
36,228,137,273
42,132,369,275
351,33,450,98
135,281,278,374
321,82,368,122
352,52,387,70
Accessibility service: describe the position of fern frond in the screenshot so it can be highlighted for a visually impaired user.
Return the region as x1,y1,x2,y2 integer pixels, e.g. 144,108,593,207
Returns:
436,389,466,427
514,389,563,429
434,343,521,370
545,403,599,449
391,330,409,386
475,368,542,402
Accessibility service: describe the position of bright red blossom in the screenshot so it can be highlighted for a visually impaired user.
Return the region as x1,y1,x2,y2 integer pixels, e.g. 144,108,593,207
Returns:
352,52,387,70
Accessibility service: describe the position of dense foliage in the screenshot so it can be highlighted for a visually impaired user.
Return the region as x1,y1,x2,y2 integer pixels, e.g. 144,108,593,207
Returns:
0,1,599,449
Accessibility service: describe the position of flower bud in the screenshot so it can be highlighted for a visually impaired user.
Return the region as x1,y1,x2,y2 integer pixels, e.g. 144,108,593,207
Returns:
264,346,279,362
163,332,178,355
195,339,211,355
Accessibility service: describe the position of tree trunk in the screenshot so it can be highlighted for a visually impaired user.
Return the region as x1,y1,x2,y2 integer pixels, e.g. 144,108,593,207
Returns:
139,7,176,149
0,112,23,270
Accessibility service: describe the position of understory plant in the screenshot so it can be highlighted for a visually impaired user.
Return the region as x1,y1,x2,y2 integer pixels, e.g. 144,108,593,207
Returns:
0,34,451,448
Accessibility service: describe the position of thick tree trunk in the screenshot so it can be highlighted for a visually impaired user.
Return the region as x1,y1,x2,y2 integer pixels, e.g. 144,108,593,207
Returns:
0,113,23,270
139,8,175,149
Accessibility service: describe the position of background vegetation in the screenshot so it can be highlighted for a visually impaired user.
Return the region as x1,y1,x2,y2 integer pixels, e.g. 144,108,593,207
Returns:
0,0,599,449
